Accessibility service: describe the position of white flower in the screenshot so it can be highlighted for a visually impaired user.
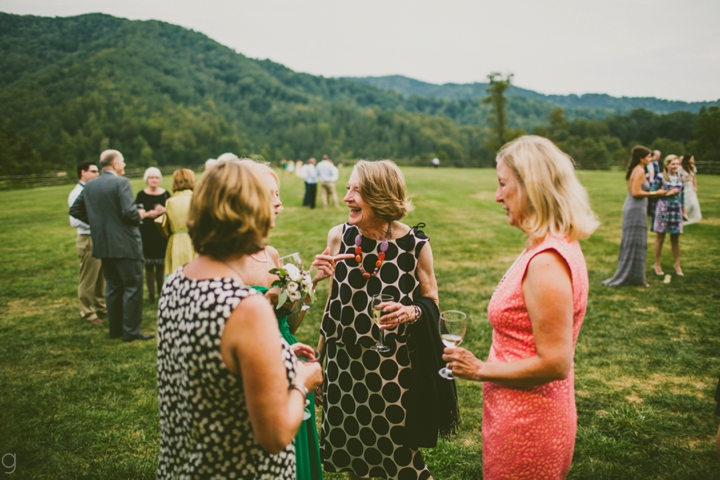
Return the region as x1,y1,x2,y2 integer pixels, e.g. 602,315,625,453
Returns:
302,274,313,287
286,282,298,293
284,263,301,281
288,290,302,302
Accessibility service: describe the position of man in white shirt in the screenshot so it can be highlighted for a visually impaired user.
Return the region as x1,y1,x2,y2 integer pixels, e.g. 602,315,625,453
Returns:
316,154,340,208
68,161,106,324
302,157,318,209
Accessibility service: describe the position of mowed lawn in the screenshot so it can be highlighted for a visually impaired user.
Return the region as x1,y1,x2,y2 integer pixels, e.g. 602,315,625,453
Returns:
1,167,719,479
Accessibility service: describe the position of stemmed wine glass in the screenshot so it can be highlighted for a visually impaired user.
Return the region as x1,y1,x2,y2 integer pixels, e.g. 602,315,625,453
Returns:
300,349,321,420
279,252,303,268
438,310,467,380
370,294,394,353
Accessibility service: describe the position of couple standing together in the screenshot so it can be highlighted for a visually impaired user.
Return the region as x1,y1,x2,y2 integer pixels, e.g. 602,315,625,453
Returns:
157,136,598,480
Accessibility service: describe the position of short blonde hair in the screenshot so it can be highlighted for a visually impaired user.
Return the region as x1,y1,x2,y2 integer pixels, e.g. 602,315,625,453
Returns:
143,167,162,183
662,154,679,181
496,136,599,247
353,160,413,222
187,161,271,260
237,159,279,185
172,169,196,192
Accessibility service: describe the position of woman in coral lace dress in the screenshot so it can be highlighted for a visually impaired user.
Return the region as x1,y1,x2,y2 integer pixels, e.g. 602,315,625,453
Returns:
443,136,599,479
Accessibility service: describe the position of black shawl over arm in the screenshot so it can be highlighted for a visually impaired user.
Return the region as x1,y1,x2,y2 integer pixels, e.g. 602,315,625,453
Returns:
404,296,460,449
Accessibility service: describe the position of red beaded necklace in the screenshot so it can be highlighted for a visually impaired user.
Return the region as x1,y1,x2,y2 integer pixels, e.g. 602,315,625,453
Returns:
355,234,389,279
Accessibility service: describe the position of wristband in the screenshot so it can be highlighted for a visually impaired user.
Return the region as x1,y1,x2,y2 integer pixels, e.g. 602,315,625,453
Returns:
289,383,309,397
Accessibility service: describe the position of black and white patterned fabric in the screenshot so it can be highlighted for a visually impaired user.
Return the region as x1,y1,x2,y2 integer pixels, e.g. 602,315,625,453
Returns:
320,223,431,480
157,269,297,480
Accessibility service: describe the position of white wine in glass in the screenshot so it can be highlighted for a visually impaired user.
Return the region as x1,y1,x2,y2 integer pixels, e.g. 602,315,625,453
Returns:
438,310,467,380
279,252,303,268
370,294,393,353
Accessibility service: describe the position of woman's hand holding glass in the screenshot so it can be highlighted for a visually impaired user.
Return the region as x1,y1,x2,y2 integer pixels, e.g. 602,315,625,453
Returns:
442,347,484,381
376,301,416,329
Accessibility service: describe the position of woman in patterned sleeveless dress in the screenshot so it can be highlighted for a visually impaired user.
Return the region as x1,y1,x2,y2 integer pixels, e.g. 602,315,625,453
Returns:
156,160,322,479
443,136,600,479
311,160,440,480
230,159,324,480
652,155,685,276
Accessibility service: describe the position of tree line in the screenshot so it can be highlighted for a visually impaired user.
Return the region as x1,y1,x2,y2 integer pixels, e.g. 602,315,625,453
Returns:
0,13,718,176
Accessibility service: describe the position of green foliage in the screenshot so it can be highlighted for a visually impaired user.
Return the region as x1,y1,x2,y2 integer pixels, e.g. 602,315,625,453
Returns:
352,75,720,114
482,73,514,152
0,13,718,175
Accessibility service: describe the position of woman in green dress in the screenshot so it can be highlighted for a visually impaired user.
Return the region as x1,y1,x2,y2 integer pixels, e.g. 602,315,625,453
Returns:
219,159,323,480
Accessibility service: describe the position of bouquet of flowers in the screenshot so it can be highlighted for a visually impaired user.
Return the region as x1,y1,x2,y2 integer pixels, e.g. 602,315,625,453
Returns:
269,262,316,310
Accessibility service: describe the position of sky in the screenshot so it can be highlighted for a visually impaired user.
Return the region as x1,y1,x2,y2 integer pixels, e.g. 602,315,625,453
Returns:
2,0,720,102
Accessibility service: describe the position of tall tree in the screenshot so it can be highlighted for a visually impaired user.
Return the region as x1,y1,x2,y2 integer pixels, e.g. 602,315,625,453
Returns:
483,72,513,151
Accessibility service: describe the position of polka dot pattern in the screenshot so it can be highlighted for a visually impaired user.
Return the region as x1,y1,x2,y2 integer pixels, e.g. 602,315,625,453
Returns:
483,237,589,479
320,224,430,479
157,269,297,480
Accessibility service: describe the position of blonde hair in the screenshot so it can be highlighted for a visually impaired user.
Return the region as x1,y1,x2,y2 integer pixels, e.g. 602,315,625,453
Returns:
187,161,271,259
496,135,599,247
143,167,162,183
172,168,196,192
662,154,679,181
354,160,413,222
237,159,279,185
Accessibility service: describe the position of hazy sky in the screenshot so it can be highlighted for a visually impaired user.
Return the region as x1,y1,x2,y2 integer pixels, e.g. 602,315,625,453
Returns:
2,0,719,102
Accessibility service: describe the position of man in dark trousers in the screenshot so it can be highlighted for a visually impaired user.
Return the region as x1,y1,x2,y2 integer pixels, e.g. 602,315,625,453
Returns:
70,149,153,342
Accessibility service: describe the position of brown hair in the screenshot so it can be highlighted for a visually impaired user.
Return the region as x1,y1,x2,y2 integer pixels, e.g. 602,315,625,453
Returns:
496,135,599,247
625,146,652,180
681,154,695,175
353,160,413,222
172,169,196,192
187,161,271,260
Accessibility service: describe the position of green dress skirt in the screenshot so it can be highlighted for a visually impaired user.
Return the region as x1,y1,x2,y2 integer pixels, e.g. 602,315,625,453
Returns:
252,286,323,480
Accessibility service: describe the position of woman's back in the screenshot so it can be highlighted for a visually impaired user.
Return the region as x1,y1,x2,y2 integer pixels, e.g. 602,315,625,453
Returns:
157,269,296,480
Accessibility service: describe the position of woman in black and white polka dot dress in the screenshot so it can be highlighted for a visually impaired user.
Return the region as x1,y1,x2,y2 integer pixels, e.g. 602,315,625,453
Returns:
157,160,323,479
311,160,439,480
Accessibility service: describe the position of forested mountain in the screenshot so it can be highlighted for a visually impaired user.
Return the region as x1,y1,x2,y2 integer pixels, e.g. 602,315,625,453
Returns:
350,75,720,114
0,12,718,176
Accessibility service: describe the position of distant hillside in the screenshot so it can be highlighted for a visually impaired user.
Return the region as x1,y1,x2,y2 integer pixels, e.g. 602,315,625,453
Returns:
348,75,720,114
0,13,717,176
0,12,496,174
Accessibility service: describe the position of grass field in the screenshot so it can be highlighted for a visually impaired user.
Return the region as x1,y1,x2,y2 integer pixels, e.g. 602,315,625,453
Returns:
1,167,719,479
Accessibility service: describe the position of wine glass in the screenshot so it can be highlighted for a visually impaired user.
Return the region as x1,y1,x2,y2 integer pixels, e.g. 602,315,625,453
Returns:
369,294,394,353
279,252,303,268
438,310,467,380
300,349,321,420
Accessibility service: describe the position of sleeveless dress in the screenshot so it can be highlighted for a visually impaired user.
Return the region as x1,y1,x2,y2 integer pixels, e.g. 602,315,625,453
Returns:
484,236,589,480
320,223,431,480
603,180,649,286
164,190,196,275
135,190,170,264
157,269,296,479
653,174,684,234
681,170,702,225
252,285,323,480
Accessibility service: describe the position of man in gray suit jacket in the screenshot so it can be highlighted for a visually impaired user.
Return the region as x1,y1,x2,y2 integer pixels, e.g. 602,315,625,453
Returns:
70,150,153,342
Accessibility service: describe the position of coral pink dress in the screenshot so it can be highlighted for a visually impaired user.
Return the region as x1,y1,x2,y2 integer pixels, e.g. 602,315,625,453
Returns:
484,236,589,480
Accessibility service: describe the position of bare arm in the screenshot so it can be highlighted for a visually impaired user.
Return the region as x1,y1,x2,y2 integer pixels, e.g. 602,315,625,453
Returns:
220,294,322,454
630,167,666,198
443,250,574,388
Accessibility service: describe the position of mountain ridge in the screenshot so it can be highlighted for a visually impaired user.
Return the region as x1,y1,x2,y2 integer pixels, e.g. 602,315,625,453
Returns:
347,75,720,114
